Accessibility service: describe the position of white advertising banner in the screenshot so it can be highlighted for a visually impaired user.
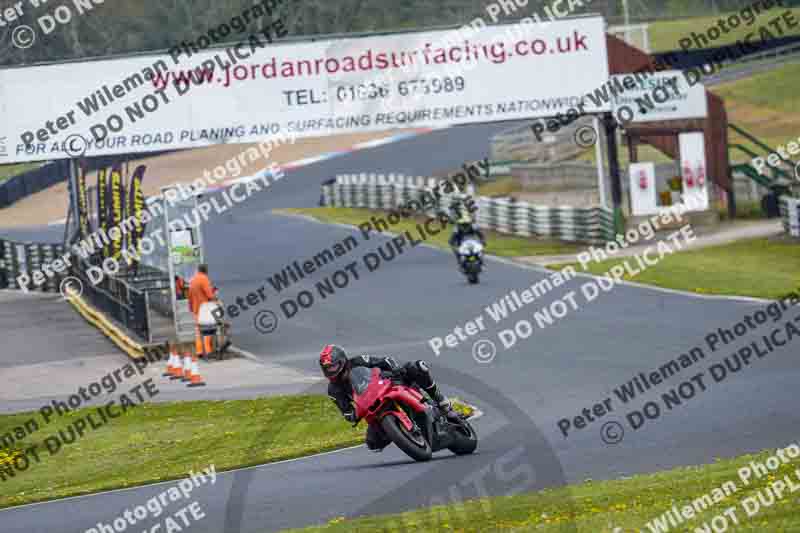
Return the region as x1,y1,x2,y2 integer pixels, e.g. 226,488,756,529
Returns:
611,70,707,123
0,17,609,163
629,162,659,216
679,131,710,211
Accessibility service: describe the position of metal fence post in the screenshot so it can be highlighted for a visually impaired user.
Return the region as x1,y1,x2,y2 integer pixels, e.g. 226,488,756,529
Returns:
144,290,153,344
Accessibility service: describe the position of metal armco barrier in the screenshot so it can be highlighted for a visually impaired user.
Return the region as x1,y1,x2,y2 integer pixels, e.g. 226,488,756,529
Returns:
0,161,66,208
0,238,68,292
73,256,152,343
0,151,170,208
780,196,800,238
321,174,614,244
0,237,155,342
0,239,6,289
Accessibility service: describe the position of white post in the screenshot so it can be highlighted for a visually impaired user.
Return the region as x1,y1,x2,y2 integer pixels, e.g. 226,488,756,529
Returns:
593,116,608,209
622,0,631,45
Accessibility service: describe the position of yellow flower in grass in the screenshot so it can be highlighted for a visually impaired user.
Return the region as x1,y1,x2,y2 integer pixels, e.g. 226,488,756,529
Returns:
0,449,23,466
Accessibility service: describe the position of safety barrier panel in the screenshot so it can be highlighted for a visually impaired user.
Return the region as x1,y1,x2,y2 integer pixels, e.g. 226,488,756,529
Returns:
66,291,148,359
71,256,153,343
0,238,68,292
0,162,66,208
780,196,800,238
321,174,614,244
0,237,155,343
0,152,170,208
0,235,179,358
336,173,447,188
474,197,615,244
323,173,473,216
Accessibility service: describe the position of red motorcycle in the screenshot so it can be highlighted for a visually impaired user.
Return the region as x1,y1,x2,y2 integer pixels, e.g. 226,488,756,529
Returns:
350,366,478,462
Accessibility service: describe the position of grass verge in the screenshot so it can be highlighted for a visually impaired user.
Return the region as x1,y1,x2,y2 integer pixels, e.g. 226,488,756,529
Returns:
713,61,800,116
549,237,800,300
283,444,800,532
275,207,583,257
476,176,518,197
718,200,765,221
0,394,478,509
648,8,800,52
712,61,800,162
575,62,800,166
0,395,364,509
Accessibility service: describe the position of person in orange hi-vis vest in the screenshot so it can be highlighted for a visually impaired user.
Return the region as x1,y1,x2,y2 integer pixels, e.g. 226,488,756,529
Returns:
188,264,217,357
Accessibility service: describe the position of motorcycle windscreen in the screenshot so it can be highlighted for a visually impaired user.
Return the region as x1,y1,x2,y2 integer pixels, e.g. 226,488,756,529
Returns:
459,239,482,254
350,366,373,395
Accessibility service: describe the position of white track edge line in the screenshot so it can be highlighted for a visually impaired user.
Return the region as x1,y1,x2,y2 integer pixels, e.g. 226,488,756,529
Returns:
0,445,365,513
487,254,775,304
273,213,778,304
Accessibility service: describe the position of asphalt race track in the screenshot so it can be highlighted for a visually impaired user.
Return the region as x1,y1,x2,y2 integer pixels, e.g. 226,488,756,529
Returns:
3,122,799,532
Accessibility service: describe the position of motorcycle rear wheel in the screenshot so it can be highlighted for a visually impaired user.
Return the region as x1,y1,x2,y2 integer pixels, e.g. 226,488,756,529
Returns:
448,419,478,455
381,414,432,462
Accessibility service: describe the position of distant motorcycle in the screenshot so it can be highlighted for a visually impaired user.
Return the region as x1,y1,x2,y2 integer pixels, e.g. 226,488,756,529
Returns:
351,366,478,462
457,238,484,285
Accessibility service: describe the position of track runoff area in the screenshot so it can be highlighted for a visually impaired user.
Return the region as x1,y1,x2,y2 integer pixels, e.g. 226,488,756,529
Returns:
1,8,796,533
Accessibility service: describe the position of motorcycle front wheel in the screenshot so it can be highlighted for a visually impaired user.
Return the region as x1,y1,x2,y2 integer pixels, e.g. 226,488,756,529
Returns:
448,419,478,455
467,271,479,284
381,414,432,462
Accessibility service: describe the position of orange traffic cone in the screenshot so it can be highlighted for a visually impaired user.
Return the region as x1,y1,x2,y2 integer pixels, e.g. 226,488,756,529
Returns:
186,355,206,387
163,347,179,377
169,350,184,379
181,352,193,382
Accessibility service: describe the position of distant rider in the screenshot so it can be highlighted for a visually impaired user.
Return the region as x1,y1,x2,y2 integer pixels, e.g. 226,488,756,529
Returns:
319,344,460,452
449,212,486,266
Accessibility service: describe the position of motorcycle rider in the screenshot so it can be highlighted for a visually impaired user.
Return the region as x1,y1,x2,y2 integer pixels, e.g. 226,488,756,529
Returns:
319,344,461,452
448,211,486,268
444,192,476,222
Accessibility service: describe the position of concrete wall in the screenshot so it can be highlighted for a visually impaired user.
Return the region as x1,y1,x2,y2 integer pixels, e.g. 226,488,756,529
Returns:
511,161,679,192
490,118,594,164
